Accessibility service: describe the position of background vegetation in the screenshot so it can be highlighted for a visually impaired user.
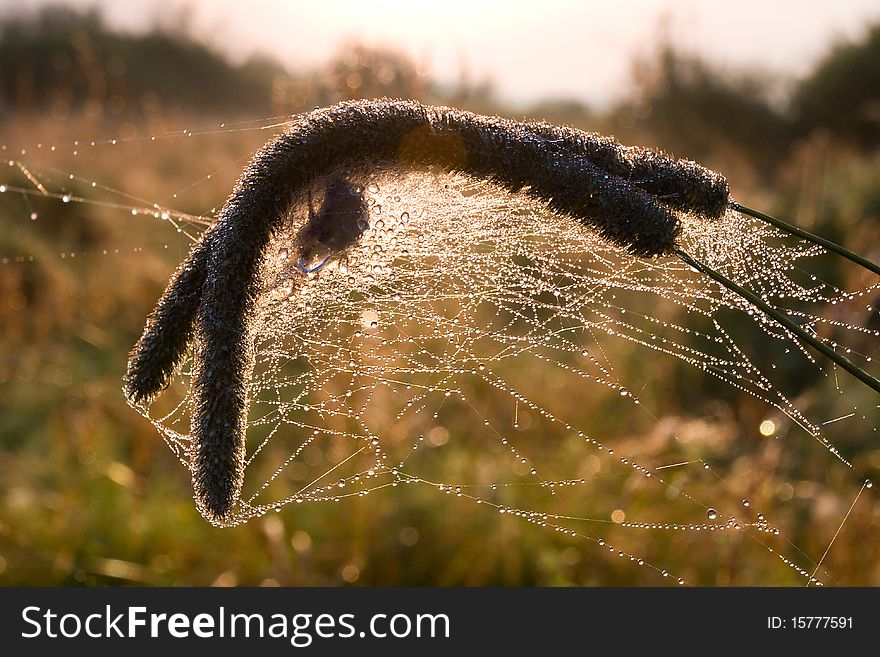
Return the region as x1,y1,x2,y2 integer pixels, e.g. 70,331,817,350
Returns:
1,6,879,586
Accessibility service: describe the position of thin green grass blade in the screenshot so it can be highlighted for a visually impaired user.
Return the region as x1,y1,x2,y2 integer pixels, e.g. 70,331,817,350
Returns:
675,248,880,396
732,201,880,277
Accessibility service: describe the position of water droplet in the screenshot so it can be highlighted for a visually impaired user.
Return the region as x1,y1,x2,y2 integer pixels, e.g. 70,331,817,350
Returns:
742,499,750,507
277,248,289,261
62,194,71,203
29,212,37,220
759,419,776,437
372,204,382,215
707,509,718,520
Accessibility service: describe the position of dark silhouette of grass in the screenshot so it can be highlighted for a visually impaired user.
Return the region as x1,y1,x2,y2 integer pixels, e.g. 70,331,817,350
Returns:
125,99,730,522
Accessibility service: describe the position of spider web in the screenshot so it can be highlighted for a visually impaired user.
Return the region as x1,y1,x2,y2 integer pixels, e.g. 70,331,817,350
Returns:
139,168,880,584
3,118,879,586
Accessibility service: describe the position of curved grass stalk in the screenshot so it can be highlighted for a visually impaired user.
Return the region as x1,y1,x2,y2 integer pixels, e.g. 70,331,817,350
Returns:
124,99,880,523
732,201,880,278
675,248,880,395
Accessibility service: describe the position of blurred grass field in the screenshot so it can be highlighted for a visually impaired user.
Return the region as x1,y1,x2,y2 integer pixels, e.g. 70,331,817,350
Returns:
1,7,880,586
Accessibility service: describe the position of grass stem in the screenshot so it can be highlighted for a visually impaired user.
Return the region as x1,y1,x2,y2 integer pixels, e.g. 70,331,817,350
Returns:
675,248,880,396
732,201,880,277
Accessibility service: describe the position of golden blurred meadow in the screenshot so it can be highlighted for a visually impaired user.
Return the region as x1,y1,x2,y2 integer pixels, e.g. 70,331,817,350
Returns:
1,7,880,586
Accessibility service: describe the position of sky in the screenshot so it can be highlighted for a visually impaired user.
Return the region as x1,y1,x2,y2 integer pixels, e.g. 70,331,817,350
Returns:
4,0,880,107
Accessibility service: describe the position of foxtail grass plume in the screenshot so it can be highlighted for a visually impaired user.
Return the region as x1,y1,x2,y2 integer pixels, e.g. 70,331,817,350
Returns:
126,98,743,522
